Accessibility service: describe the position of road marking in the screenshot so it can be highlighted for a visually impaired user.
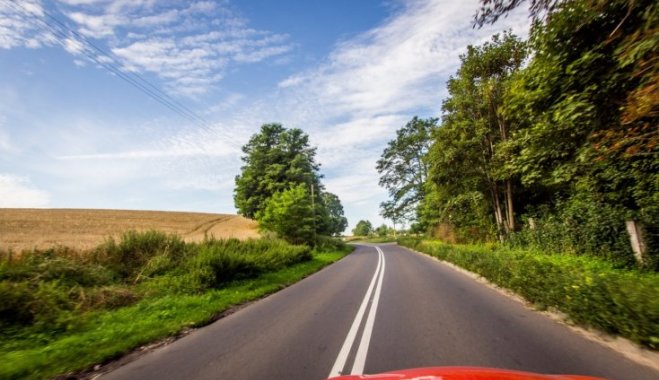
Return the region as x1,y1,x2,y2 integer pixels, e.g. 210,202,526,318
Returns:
351,246,386,374
328,246,386,378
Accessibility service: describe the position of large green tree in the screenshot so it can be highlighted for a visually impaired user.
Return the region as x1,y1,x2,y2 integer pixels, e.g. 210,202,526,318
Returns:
352,220,373,237
425,32,527,238
234,124,322,219
376,117,437,224
234,123,349,243
322,192,348,236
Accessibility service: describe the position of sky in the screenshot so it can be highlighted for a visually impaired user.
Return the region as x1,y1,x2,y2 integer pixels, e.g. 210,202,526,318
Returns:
0,0,530,232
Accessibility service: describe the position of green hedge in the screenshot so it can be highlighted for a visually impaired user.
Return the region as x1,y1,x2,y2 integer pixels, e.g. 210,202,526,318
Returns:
399,238,659,349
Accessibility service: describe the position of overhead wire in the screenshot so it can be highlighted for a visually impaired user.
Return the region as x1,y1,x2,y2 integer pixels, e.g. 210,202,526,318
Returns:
2,0,245,147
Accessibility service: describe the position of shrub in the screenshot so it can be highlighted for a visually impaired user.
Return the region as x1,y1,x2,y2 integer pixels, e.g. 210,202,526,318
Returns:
93,230,188,281
400,239,659,349
314,236,349,252
508,197,643,268
183,238,312,290
258,184,315,244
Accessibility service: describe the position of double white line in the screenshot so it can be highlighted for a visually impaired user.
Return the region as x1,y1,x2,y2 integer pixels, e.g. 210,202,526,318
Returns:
328,246,386,377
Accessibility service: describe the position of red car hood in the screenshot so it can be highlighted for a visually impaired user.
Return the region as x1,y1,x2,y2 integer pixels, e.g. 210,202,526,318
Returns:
328,367,606,380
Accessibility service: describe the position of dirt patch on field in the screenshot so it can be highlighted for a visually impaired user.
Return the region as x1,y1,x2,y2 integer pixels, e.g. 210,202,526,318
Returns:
0,208,260,252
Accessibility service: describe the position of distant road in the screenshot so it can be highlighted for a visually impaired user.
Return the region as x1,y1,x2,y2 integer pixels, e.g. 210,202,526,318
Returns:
101,244,658,380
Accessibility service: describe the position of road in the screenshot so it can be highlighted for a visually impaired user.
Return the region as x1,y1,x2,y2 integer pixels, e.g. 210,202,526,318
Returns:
101,244,658,380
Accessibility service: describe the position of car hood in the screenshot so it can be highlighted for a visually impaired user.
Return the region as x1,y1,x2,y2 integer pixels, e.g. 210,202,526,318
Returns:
328,366,606,380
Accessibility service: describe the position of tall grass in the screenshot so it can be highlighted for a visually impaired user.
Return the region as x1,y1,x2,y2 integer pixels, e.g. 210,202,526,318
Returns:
0,231,312,333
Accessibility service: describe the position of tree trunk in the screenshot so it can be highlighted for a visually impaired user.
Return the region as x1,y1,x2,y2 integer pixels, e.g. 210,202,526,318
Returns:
505,179,515,231
489,182,505,242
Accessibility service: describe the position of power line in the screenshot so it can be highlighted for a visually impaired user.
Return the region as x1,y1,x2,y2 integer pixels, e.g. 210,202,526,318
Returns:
2,0,244,147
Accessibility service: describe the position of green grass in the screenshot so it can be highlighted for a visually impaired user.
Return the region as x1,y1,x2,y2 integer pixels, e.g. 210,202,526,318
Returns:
0,232,352,380
346,236,399,244
399,238,659,350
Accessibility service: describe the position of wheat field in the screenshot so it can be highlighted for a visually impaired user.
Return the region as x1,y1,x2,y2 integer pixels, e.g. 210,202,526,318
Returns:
0,208,260,252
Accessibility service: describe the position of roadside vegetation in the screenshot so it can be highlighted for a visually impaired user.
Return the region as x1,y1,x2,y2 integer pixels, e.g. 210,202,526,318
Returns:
347,220,402,243
376,0,658,348
0,230,351,379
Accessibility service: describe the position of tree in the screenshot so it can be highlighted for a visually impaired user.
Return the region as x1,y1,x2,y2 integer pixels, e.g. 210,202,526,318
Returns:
259,184,315,244
352,220,373,237
234,124,322,219
321,192,348,236
377,117,437,223
474,0,559,27
380,200,403,236
375,224,390,237
426,32,527,239
474,0,658,262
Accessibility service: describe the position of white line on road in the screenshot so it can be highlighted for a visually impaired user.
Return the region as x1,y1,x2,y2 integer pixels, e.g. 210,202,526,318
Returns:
351,246,386,374
328,246,386,378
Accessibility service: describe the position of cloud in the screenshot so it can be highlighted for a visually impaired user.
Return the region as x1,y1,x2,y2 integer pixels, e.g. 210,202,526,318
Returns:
62,0,293,95
1,1,292,96
279,0,529,119
0,0,52,49
0,174,50,207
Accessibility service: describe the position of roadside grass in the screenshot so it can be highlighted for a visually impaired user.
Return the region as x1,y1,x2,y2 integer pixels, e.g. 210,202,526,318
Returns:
399,238,659,350
346,236,399,244
0,232,352,380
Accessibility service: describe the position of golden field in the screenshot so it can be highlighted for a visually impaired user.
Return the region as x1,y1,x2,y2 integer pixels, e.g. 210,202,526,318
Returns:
0,208,260,252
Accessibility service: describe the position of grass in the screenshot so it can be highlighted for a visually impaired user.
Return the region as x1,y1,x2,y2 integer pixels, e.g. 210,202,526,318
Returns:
399,238,659,350
0,208,260,252
0,232,352,379
345,236,399,244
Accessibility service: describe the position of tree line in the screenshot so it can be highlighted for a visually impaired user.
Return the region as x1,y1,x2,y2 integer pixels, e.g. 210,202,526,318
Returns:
378,0,658,268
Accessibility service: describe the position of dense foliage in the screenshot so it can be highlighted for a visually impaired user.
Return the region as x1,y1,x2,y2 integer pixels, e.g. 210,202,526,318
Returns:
234,123,348,242
400,239,659,349
380,0,658,266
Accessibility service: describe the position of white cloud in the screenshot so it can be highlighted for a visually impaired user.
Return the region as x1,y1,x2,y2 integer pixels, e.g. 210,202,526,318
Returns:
279,0,529,119
0,0,51,49
0,174,50,207
61,1,293,96
2,1,293,96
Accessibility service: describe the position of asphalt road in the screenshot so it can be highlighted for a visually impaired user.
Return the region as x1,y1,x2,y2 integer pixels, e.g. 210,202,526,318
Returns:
101,244,658,380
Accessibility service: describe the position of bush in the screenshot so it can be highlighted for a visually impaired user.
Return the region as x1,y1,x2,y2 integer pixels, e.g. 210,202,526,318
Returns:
508,197,643,268
259,184,315,244
314,236,349,252
182,238,312,290
93,230,188,281
399,239,659,349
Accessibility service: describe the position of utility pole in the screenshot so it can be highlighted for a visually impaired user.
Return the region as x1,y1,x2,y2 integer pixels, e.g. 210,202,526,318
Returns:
311,183,317,249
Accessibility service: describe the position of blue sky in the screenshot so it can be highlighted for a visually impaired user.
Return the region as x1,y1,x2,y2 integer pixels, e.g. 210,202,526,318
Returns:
0,0,529,232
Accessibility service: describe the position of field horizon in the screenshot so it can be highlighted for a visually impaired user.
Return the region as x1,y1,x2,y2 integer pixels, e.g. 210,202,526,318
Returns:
0,208,260,252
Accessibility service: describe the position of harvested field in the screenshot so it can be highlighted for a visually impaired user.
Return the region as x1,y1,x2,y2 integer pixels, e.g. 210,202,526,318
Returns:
0,208,260,252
